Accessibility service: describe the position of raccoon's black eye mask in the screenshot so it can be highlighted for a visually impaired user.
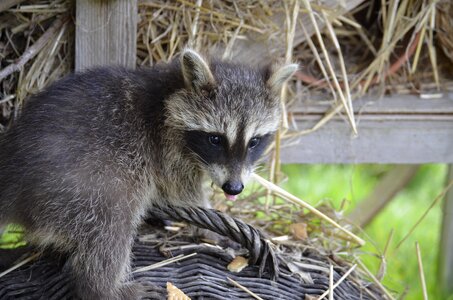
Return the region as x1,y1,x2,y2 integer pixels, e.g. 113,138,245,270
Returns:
184,131,227,165
184,130,274,166
247,133,274,163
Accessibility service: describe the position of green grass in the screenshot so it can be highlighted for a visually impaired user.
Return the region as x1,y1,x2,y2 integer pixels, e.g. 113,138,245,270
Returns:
281,164,447,300
0,224,26,249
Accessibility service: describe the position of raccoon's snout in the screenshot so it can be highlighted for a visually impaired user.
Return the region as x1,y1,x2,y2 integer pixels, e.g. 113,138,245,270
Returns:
222,181,244,196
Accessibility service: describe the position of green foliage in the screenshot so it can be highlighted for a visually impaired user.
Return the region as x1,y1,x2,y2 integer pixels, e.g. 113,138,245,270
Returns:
281,164,391,212
0,224,26,249
281,164,447,300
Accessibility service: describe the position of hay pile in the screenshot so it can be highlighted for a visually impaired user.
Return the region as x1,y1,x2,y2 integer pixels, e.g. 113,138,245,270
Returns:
1,0,451,298
137,0,453,137
0,0,72,131
1,0,451,130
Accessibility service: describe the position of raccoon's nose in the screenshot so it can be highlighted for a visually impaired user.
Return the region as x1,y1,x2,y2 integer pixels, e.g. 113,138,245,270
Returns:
222,181,244,195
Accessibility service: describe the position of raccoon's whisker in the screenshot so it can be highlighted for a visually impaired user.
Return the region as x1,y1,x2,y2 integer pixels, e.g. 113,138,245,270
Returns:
185,146,208,166
252,164,269,174
253,165,265,172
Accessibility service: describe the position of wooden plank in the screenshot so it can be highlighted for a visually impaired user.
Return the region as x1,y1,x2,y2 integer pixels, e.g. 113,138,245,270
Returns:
347,165,419,227
281,118,453,163
75,0,137,70
281,93,453,163
293,93,453,115
439,166,453,298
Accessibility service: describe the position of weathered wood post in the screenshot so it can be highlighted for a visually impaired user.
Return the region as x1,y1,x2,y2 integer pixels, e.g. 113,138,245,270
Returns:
75,0,137,70
439,167,453,298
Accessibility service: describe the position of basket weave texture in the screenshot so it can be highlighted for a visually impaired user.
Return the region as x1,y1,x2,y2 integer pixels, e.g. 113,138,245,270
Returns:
0,231,377,300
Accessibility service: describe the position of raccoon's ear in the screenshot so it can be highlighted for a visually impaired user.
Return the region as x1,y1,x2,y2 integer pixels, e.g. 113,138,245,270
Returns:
181,49,215,92
267,63,299,94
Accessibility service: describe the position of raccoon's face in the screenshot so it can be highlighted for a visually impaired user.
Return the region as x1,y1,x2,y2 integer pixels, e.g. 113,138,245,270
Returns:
166,49,298,200
184,128,275,200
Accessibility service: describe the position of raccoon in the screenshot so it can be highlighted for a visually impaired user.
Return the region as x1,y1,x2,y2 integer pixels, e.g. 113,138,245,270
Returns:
0,49,297,299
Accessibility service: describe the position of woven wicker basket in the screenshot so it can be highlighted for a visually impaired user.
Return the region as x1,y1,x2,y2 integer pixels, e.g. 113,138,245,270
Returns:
0,225,383,300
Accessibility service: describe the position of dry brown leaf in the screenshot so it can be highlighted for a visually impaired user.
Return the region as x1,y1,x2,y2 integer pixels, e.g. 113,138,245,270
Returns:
167,282,191,300
289,222,308,240
227,256,249,273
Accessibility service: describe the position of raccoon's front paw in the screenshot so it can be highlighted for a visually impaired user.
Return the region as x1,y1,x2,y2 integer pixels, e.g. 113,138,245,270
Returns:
120,281,166,300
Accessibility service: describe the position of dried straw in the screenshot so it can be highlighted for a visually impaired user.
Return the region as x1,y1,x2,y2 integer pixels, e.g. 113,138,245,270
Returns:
0,252,40,278
395,180,453,250
0,0,27,13
317,264,357,300
132,252,198,273
436,0,453,65
415,242,428,300
0,0,72,128
227,278,264,300
355,258,395,300
252,173,365,246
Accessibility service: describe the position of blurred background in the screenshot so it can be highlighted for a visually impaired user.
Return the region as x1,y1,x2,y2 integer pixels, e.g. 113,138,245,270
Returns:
282,164,447,299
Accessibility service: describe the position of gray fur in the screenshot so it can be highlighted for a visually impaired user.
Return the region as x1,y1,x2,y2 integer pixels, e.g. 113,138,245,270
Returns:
0,49,296,299
180,49,215,91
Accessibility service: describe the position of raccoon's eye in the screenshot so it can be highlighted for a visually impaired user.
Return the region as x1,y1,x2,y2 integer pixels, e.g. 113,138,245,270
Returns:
208,135,222,146
249,137,261,149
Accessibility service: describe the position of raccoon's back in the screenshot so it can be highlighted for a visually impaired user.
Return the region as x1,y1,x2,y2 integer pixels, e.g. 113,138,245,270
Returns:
0,67,162,219
2,68,138,160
